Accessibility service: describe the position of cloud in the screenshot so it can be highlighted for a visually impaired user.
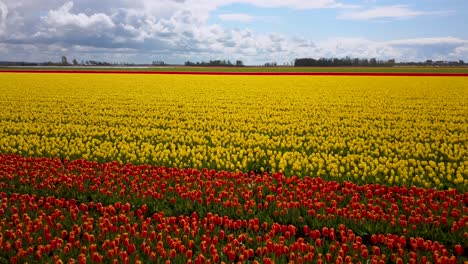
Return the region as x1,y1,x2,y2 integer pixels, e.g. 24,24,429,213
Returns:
0,0,8,34
387,37,468,46
386,37,468,61
41,2,115,32
313,37,468,62
130,0,350,25
3,34,467,65
449,45,468,60
218,13,254,22
184,0,348,12
338,5,453,20
317,38,391,58
228,0,347,9
0,1,466,64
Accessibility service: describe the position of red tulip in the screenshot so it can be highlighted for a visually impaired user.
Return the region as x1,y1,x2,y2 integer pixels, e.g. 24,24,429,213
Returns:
228,250,236,261
322,227,329,237
372,246,380,255
454,245,463,256
315,238,322,247
127,244,136,254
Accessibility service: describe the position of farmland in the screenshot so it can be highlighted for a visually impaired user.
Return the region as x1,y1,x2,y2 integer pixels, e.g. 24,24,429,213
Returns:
2,66,468,74
0,72,467,263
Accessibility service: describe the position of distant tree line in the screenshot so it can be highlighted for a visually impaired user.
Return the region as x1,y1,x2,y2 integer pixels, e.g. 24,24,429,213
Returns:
294,57,396,67
184,60,244,67
294,57,468,67
399,60,466,67
0,61,38,66
83,60,115,66
264,62,278,67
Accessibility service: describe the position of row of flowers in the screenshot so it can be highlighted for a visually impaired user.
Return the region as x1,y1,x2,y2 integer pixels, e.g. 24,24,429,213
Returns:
0,154,466,257
0,191,464,263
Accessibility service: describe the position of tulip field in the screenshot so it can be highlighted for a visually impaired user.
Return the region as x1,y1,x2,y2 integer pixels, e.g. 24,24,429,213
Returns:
0,72,467,263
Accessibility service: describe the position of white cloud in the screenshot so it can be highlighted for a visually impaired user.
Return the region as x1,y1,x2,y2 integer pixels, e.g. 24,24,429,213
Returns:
184,0,347,11
41,2,115,32
388,37,468,46
227,0,346,9
338,5,452,20
313,37,468,62
218,13,254,22
317,38,389,58
132,0,349,25
449,45,468,60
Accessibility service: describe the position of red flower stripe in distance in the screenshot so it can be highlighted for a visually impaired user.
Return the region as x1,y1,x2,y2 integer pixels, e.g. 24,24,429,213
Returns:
1,69,468,76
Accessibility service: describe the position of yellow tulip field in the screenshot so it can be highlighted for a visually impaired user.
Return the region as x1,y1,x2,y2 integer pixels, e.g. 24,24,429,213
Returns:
0,73,466,190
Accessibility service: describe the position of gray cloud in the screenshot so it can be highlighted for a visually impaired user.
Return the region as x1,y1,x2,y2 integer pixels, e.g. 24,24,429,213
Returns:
0,1,8,35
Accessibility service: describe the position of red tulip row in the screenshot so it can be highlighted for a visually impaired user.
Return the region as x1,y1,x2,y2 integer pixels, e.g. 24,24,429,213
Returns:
0,154,466,262
0,192,464,263
0,154,466,248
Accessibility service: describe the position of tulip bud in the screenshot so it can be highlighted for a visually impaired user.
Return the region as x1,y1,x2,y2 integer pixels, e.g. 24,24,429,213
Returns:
454,244,463,255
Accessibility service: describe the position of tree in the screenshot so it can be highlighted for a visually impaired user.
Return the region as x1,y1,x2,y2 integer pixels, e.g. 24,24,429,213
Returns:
236,60,243,67
72,59,78,65
61,56,69,65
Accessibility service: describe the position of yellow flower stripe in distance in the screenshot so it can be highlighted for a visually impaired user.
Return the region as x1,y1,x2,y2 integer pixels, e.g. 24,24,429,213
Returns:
0,73,466,190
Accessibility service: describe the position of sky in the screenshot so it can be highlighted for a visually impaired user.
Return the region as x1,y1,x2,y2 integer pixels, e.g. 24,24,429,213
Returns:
0,0,467,65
